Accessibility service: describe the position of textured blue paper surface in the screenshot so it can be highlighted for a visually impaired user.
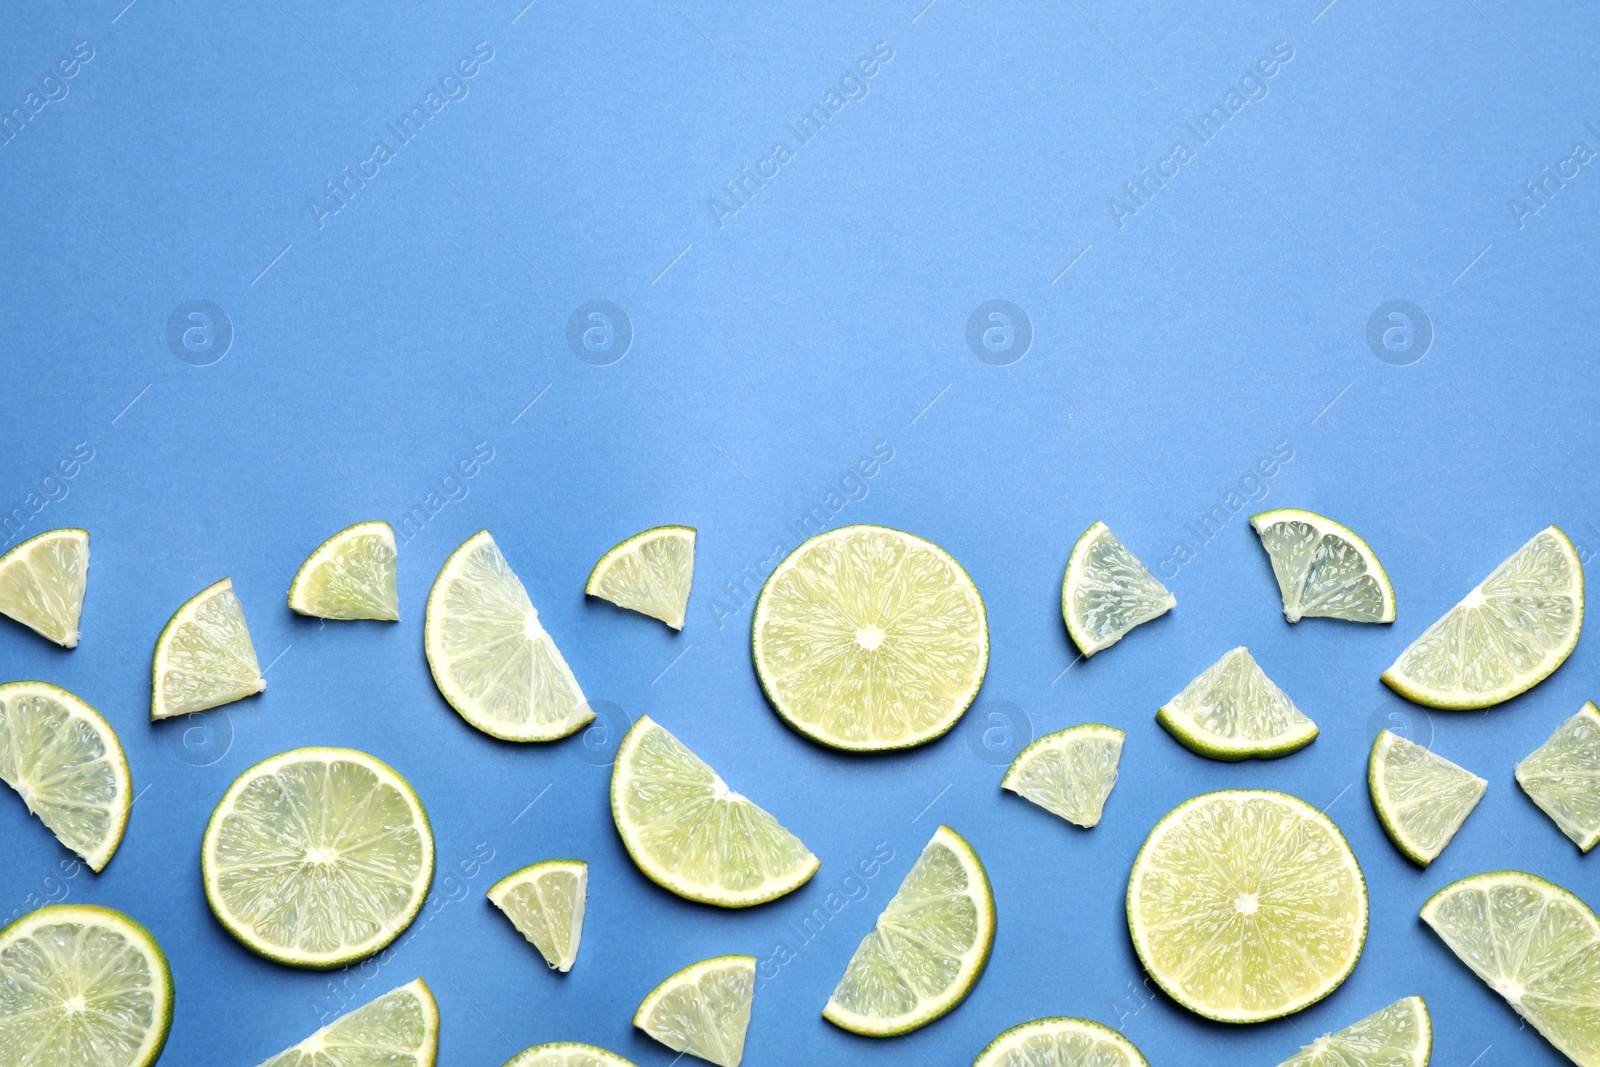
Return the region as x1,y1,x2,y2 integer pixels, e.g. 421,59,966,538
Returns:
3,0,1599,1064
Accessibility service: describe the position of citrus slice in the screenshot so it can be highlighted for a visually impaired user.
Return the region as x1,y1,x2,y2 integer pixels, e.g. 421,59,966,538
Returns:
150,577,265,721
1421,871,1600,1065
973,1016,1149,1067
1127,790,1368,1023
288,520,400,621
752,524,988,751
633,955,755,1067
1517,701,1600,852
201,747,434,969
504,1044,638,1067
487,859,586,971
1368,729,1485,866
1157,647,1318,760
610,716,816,907
0,903,173,1067
1250,509,1395,624
1383,526,1583,710
1062,521,1175,657
1001,723,1124,828
424,530,592,742
586,525,695,630
0,528,88,647
258,978,438,1067
1274,996,1431,1067
824,825,995,1036
0,681,130,872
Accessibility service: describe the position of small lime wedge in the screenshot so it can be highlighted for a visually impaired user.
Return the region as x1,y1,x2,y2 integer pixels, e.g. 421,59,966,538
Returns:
0,527,88,647
487,859,587,971
1062,521,1174,657
1157,647,1318,760
288,520,400,621
258,978,438,1067
150,577,264,721
1001,724,1124,828
1251,509,1395,624
1516,701,1600,852
504,1044,637,1067
1368,730,1485,866
1274,996,1430,1067
634,955,755,1067
586,525,695,629
973,1016,1148,1067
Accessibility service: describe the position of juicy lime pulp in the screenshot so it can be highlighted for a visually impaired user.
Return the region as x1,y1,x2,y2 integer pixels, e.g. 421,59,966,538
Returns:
1273,996,1430,1067
973,1016,1149,1067
585,525,695,630
1001,723,1124,828
504,1044,638,1067
259,977,438,1067
0,680,130,872
424,530,592,742
201,747,434,969
752,525,988,751
610,716,817,907
633,955,754,1067
1062,521,1175,657
1127,790,1367,1023
1516,701,1600,852
1250,509,1395,624
287,520,400,621
150,576,264,720
1157,647,1318,760
487,859,587,971
0,527,88,647
1368,729,1485,866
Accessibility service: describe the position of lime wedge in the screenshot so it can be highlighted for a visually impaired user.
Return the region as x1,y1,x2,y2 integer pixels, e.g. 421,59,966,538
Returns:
1383,526,1583,710
1422,871,1600,1065
633,955,755,1067
1368,729,1485,866
202,747,434,969
1517,701,1600,852
973,1016,1148,1067
824,825,995,1036
1001,723,1124,828
611,716,816,907
1251,509,1395,624
288,521,400,621
0,681,130,872
150,577,264,721
752,524,988,751
487,859,586,971
1157,647,1318,760
1127,790,1367,1023
1062,521,1175,657
0,903,172,1067
1274,996,1430,1067
258,978,438,1067
586,525,695,630
505,1044,637,1067
425,530,592,742
0,528,88,648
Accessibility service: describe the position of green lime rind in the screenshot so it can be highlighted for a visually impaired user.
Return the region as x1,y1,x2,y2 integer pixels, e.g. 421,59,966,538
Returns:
486,858,587,972
0,527,89,647
259,977,438,1067
973,1016,1150,1067
1368,730,1486,867
1062,521,1175,658
1157,648,1318,761
752,524,989,753
201,747,435,970
1001,723,1125,828
1249,509,1396,624
0,680,131,872
287,520,400,621
0,903,174,1067
633,955,755,1067
149,576,265,721
504,1043,639,1067
1382,526,1583,711
1273,996,1431,1067
585,525,696,630
1516,701,1600,852
1421,870,1600,1066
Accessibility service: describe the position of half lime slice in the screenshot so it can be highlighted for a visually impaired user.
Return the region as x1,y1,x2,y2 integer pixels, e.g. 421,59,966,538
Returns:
487,859,586,971
150,577,264,721
1250,509,1395,624
1368,729,1485,866
0,527,88,647
973,1016,1148,1067
586,525,695,630
1273,996,1430,1067
1001,723,1124,828
1062,521,1175,657
1517,701,1600,852
1157,647,1318,760
258,978,438,1067
634,955,754,1067
288,520,400,621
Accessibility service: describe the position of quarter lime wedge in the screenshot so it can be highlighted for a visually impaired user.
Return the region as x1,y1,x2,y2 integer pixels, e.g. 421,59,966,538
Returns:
752,524,988,751
1250,509,1395,624
633,955,754,1067
586,525,695,630
1274,996,1430,1067
1157,647,1318,760
288,520,400,621
1516,701,1600,852
1062,521,1175,657
505,1044,637,1067
0,681,130,872
1383,526,1582,710
150,577,264,720
0,527,88,647
1368,729,1485,866
487,859,586,971
1001,723,1124,828
824,825,995,1036
973,1016,1149,1067
258,978,438,1067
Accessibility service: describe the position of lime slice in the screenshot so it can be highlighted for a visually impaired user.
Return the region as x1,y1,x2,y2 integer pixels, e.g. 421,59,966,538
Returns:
504,1044,637,1067
1368,729,1485,866
1157,647,1318,760
1001,723,1124,828
973,1016,1149,1067
0,528,88,648
425,530,592,742
1127,789,1368,1023
611,716,817,907
0,903,173,1067
1422,870,1600,1065
487,859,586,971
201,747,434,969
288,521,400,621
150,577,265,721
0,681,130,872
752,524,988,751
586,525,695,630
1517,701,1600,852
1274,996,1430,1067
1062,521,1175,657
633,955,755,1067
258,978,438,1067
1383,526,1583,710
1250,509,1395,624
823,825,995,1036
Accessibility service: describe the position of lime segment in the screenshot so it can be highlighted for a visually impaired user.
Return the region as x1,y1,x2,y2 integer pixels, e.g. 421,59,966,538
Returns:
973,1016,1149,1067
487,859,586,971
1157,647,1318,760
1250,510,1395,624
1517,701,1600,852
504,1044,637,1067
1062,521,1175,657
586,525,695,630
1368,730,1485,866
1274,996,1430,1067
150,577,264,721
288,521,400,621
0,528,88,647
258,977,438,1067
634,955,755,1067
1001,724,1124,828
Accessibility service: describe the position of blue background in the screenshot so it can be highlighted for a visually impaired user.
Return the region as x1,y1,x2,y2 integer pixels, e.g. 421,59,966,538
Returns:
2,0,1599,1063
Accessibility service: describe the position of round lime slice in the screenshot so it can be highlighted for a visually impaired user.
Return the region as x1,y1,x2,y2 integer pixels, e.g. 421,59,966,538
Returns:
586,525,695,630
288,520,400,621
504,1044,638,1067
0,527,88,647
